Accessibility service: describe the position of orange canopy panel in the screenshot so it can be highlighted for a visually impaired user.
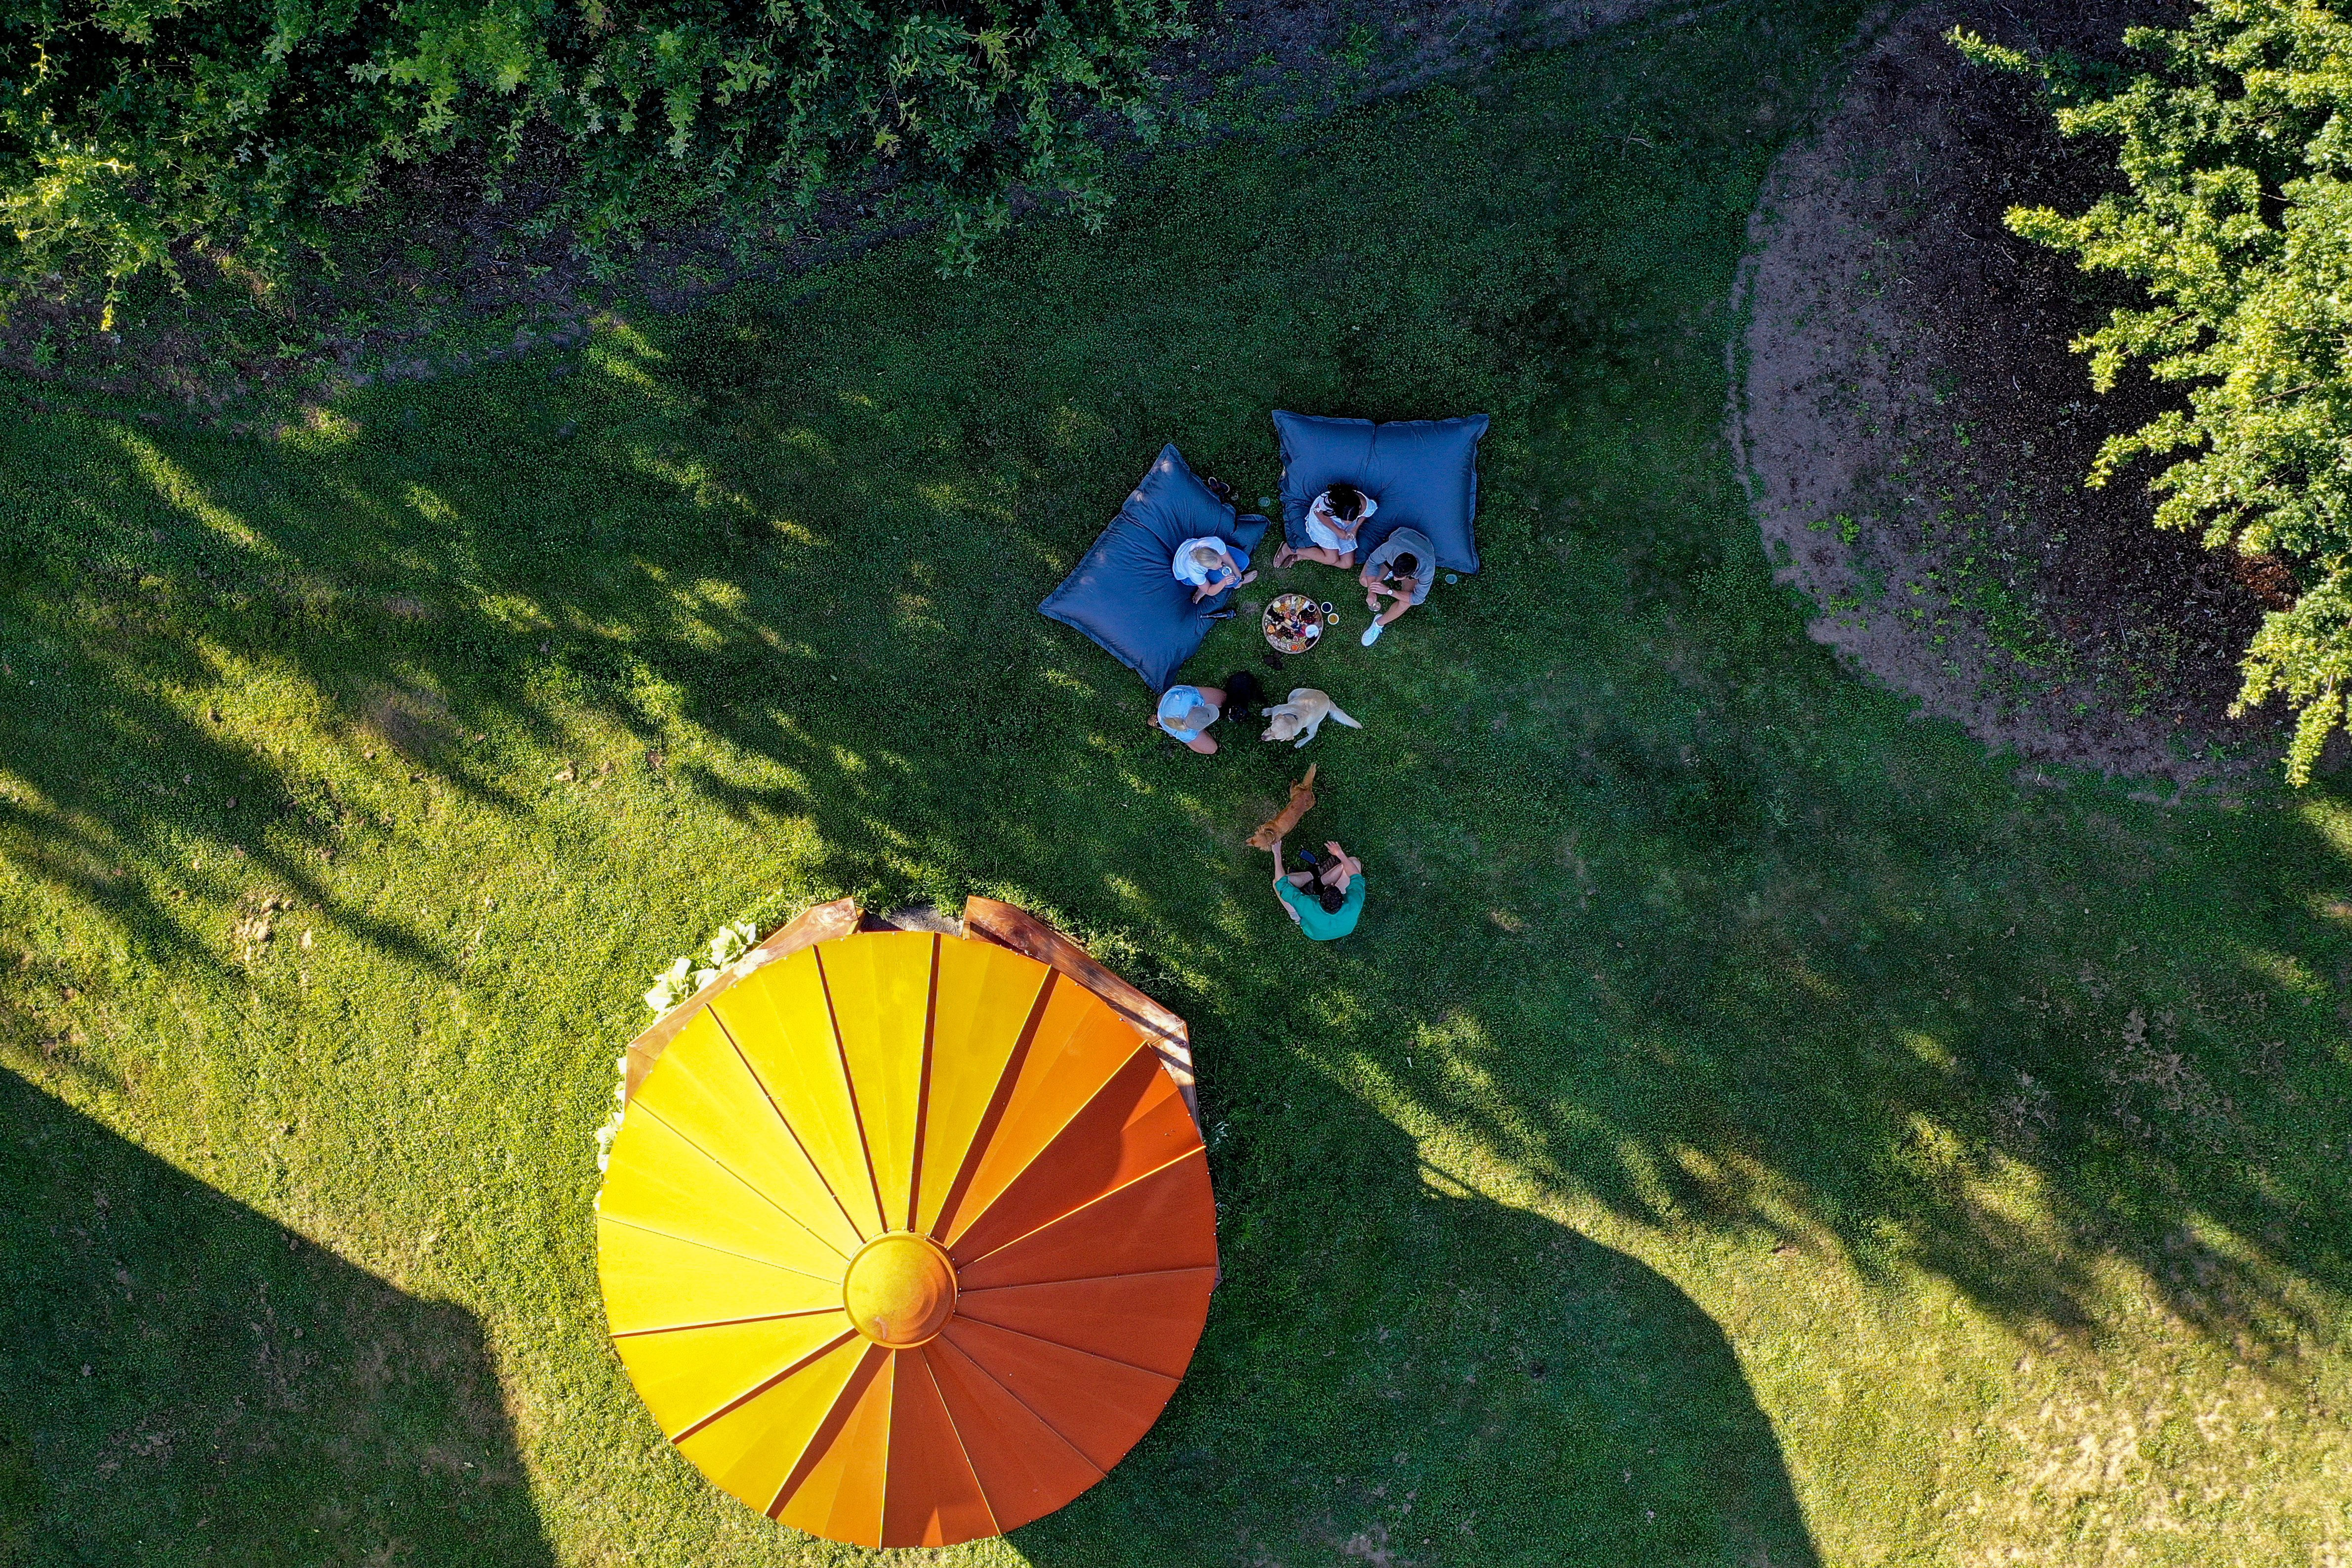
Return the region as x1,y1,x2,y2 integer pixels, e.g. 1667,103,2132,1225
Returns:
596,928,1217,1547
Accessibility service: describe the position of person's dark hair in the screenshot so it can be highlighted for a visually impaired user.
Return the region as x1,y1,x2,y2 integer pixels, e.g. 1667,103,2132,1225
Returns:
1389,552,1419,579
1325,482,1367,522
1298,847,1349,913
1222,669,1265,718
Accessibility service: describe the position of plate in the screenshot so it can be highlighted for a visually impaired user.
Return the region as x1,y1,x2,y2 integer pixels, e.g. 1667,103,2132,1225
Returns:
1262,592,1322,654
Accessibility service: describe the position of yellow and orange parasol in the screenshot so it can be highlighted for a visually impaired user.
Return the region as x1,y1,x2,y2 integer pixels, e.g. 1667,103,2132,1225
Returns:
596,915,1216,1547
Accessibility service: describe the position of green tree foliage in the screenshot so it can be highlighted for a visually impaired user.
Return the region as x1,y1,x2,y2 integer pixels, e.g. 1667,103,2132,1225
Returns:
1954,4,2352,781
0,0,1188,307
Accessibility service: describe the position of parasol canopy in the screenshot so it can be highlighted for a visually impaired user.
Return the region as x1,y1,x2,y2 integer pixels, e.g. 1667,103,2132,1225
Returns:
596,928,1217,1547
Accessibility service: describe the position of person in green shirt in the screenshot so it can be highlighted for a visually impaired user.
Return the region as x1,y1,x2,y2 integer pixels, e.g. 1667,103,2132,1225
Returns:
1268,837,1365,940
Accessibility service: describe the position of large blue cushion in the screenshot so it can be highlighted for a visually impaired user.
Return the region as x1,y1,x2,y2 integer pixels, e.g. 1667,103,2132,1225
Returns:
1274,410,1490,573
1039,444,1270,689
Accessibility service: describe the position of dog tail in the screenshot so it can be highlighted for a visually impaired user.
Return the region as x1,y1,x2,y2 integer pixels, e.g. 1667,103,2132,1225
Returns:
1328,703,1362,729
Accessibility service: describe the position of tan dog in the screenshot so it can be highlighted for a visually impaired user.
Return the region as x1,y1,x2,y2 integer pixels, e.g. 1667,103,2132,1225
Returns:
1260,688,1361,749
1246,764,1319,851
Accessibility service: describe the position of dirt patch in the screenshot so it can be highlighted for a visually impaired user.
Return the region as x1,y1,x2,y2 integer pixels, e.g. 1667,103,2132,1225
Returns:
1733,0,2284,789
358,683,454,761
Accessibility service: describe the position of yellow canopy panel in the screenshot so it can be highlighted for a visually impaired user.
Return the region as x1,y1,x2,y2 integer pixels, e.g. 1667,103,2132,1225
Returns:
597,928,1216,1547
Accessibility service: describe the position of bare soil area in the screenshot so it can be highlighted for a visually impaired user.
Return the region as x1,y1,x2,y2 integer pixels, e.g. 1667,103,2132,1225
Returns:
1734,0,2287,789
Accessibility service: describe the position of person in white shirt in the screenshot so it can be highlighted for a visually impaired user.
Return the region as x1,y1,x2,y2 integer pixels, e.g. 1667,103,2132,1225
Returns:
1171,537,1256,603
1272,482,1376,569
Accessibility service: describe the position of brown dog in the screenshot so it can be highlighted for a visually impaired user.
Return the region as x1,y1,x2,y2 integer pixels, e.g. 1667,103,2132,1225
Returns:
1245,763,1319,851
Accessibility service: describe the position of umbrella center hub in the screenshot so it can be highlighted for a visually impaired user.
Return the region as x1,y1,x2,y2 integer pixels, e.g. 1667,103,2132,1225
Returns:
842,1232,957,1348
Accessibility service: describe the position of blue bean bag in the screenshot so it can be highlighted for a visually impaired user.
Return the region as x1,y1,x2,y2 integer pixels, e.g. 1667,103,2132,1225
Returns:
1274,410,1490,574
1039,444,1270,689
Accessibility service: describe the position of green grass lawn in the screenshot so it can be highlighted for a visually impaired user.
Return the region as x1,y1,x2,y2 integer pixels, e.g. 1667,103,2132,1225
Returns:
6,4,2352,1564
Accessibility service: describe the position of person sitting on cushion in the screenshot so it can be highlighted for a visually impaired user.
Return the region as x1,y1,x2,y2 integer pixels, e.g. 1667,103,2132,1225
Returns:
1172,536,1257,603
1153,683,1228,754
1273,482,1377,569
1358,525,1436,646
1267,836,1365,941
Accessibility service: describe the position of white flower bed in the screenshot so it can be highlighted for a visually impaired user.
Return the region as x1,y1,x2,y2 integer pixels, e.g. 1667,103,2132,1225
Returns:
594,919,764,1177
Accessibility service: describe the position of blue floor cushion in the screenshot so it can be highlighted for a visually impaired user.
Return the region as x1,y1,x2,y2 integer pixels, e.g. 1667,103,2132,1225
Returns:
1039,444,1270,689
1274,410,1490,573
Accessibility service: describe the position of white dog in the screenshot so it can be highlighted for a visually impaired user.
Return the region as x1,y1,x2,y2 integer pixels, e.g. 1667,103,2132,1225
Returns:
1260,688,1362,748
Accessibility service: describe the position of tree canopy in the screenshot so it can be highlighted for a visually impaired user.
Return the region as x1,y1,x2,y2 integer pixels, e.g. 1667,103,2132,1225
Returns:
0,0,1187,308
1958,3,2352,781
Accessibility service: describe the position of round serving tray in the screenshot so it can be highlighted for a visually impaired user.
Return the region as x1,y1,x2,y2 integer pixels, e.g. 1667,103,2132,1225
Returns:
1262,592,1323,653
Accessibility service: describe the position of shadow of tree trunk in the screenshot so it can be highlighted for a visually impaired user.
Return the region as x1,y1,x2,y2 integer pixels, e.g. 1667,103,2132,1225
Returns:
1014,1095,1821,1568
0,1071,555,1568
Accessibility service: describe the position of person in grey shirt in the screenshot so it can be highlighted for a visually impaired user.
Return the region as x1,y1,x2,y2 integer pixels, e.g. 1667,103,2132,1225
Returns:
1358,525,1435,645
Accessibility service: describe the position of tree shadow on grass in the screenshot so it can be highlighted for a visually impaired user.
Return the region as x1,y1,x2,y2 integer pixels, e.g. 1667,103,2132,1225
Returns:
9,91,2352,1389
0,6,1824,984
0,1071,555,1568
1334,784,2352,1386
11,130,2352,1395
3,17,2351,1556
1014,1095,1820,1568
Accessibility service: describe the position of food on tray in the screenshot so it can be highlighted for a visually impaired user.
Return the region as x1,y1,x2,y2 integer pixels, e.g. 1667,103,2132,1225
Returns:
1262,592,1321,654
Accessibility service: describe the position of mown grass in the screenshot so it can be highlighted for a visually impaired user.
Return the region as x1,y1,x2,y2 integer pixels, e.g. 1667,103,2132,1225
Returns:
6,4,2352,1565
